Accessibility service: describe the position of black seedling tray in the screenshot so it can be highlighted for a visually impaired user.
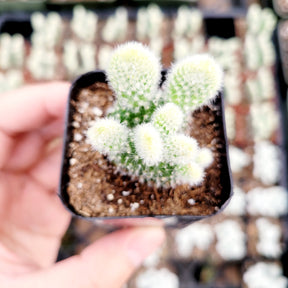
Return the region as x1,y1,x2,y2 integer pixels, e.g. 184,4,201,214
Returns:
1,4,288,287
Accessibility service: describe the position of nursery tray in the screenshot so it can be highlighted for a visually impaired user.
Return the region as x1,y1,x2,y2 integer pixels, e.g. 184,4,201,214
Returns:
59,70,233,228
0,0,248,38
2,4,288,288
0,13,32,38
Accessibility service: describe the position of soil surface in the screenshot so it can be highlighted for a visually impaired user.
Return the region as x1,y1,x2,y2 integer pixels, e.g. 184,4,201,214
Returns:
64,81,229,218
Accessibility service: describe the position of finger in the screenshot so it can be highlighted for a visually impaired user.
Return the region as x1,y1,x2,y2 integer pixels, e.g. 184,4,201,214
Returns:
39,118,66,141
103,217,164,227
0,130,14,169
0,173,71,271
20,227,165,288
29,139,63,191
3,132,43,171
0,82,70,135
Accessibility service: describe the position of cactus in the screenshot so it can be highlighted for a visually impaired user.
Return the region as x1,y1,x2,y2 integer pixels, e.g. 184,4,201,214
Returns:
244,5,277,71
165,54,223,114
87,42,222,188
86,118,128,156
134,123,163,166
101,7,128,43
0,34,25,70
136,4,163,40
152,103,184,135
71,5,98,43
31,11,63,48
246,4,276,37
173,6,203,39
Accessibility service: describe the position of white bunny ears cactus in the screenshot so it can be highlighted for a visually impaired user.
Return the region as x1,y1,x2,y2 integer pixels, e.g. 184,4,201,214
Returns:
87,42,222,188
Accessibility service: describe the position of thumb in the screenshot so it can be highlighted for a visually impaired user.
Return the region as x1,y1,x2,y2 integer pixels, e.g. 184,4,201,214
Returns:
21,227,165,288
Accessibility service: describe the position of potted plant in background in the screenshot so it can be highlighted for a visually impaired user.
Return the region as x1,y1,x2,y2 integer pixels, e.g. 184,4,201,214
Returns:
60,42,232,227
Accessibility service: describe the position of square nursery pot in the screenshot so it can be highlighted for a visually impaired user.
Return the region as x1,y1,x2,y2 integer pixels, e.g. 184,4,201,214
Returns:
59,71,233,228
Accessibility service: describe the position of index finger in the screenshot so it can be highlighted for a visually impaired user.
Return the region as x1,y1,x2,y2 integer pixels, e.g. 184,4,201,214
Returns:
0,82,70,135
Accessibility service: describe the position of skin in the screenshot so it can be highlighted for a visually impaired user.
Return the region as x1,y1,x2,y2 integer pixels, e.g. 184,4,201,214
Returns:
0,83,165,288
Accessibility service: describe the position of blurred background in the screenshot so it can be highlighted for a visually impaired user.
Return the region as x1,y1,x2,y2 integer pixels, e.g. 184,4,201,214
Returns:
1,0,288,287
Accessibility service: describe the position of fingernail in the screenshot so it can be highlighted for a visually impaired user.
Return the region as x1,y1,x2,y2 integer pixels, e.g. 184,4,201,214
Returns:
126,227,166,267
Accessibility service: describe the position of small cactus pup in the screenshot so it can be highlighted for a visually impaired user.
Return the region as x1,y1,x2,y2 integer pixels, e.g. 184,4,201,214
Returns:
61,41,232,225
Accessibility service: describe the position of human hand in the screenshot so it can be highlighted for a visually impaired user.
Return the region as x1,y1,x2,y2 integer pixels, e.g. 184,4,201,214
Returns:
0,83,165,288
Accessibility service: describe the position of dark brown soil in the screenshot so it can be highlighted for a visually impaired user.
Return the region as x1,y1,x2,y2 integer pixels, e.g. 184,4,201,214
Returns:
65,82,228,218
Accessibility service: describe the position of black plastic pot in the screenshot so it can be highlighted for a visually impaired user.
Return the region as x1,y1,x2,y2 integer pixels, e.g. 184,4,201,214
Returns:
59,70,233,228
